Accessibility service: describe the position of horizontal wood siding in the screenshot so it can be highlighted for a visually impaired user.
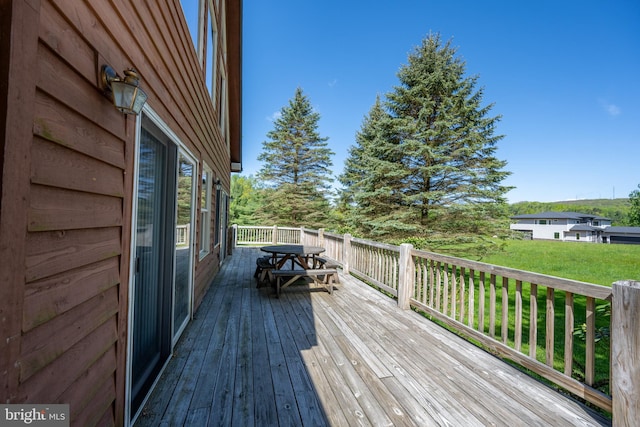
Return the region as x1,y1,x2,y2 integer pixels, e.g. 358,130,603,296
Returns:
23,257,120,331
16,0,128,421
0,0,41,406
1,0,237,424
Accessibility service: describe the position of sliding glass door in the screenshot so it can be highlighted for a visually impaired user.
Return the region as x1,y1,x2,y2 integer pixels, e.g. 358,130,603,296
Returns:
130,111,197,418
131,120,176,414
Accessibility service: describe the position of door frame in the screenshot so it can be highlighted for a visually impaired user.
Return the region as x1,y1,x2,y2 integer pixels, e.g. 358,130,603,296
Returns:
125,105,198,425
173,146,198,344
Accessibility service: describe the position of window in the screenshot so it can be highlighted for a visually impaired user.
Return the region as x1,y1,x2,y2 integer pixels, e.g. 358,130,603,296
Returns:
554,232,560,239
199,164,212,258
219,74,227,137
576,233,581,240
538,220,547,225
180,0,222,113
180,0,204,60
205,1,218,99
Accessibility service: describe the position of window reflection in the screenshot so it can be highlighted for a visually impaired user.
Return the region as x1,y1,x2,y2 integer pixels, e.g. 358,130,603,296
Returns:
180,0,202,57
174,152,195,337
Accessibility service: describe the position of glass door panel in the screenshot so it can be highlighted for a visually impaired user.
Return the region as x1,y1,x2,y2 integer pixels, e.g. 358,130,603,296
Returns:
174,152,196,340
131,118,176,415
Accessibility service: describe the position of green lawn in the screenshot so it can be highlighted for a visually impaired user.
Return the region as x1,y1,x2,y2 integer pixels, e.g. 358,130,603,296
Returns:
482,239,640,287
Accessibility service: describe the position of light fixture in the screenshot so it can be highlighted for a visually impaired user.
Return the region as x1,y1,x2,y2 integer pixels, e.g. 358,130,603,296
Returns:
100,65,148,115
215,179,222,190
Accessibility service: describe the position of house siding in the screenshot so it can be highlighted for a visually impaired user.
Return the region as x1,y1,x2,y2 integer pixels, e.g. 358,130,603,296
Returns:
1,0,241,425
511,223,568,240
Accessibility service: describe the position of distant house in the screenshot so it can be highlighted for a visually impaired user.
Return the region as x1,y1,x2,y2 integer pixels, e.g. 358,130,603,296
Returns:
510,211,612,242
510,211,640,244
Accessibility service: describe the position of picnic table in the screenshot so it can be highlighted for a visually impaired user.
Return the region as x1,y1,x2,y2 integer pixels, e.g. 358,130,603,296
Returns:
259,245,338,297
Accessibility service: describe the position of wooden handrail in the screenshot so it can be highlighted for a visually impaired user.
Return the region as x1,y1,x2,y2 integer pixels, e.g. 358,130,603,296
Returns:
410,247,612,300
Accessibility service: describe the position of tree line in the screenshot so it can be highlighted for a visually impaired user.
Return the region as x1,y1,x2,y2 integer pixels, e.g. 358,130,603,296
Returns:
230,34,640,257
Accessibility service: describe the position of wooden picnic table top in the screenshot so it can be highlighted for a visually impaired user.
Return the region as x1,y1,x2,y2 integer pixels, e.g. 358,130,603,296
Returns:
260,244,325,256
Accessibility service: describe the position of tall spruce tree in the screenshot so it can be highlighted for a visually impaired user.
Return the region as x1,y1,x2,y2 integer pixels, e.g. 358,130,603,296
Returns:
339,96,411,237
257,88,334,228
342,34,512,255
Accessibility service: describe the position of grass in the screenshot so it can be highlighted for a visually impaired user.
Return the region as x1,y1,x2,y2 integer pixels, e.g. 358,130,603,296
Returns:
482,239,640,287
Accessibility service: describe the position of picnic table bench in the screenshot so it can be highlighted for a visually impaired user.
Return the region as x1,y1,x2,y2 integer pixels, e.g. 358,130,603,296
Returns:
254,256,275,287
271,268,338,297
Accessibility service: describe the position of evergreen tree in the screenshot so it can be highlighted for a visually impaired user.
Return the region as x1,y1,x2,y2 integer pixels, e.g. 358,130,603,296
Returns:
629,184,640,226
342,34,512,255
257,88,334,228
339,96,410,237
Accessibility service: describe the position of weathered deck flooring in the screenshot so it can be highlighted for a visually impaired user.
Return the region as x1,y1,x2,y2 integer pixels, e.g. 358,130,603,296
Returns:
135,247,610,426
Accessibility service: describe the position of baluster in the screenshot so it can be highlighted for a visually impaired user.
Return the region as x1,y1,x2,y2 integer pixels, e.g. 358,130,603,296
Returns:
443,263,449,316
451,265,457,319
546,287,555,367
515,280,522,352
564,292,574,376
468,269,474,328
585,296,595,386
529,283,538,359
435,262,442,312
489,274,496,338
502,277,509,345
478,271,485,333
459,267,466,323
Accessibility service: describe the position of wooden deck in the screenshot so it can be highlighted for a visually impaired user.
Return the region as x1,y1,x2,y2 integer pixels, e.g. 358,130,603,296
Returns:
135,247,610,426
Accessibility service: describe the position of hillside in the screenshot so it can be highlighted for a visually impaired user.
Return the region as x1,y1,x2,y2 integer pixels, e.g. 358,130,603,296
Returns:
508,198,631,225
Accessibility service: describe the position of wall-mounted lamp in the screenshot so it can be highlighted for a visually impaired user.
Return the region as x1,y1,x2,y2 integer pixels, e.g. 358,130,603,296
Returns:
215,179,222,191
100,65,148,115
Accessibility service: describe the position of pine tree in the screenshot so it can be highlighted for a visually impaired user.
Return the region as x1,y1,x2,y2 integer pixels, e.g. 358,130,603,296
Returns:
342,34,512,255
257,88,334,228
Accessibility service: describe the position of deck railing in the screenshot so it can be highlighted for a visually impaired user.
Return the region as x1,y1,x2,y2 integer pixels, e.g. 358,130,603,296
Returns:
232,225,639,424
234,225,301,245
407,247,613,412
176,224,190,246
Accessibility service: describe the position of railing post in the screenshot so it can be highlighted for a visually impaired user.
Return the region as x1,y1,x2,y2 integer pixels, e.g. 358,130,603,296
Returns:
232,224,237,249
612,280,640,427
318,228,325,247
397,243,414,310
272,225,278,244
343,233,351,275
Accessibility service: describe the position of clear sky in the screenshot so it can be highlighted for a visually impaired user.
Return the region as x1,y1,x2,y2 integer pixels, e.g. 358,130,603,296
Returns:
241,0,640,203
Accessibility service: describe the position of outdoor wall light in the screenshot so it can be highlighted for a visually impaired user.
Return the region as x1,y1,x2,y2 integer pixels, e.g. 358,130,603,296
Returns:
215,179,222,190
100,65,148,115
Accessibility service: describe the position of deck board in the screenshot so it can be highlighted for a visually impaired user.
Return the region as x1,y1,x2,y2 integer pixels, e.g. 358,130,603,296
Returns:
135,247,611,427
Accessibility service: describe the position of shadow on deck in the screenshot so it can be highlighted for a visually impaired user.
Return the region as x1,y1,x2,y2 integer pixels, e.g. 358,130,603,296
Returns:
135,247,610,426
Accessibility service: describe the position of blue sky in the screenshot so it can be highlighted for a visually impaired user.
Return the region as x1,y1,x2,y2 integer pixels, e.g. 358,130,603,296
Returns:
240,0,639,203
